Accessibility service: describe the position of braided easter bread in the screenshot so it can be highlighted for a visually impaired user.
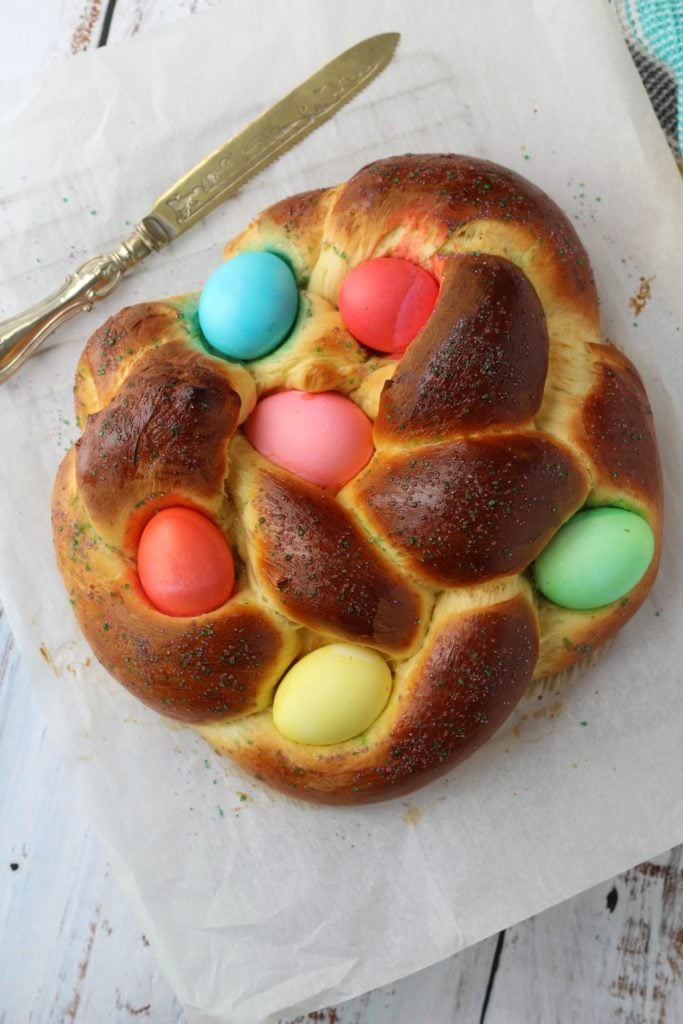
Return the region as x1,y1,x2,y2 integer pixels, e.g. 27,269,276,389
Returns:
52,154,662,803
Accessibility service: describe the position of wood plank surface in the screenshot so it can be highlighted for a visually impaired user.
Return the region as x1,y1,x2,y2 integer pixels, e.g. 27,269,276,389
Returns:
1,0,110,79
1,1,682,1022
0,606,186,1024
105,0,221,43
487,846,683,1024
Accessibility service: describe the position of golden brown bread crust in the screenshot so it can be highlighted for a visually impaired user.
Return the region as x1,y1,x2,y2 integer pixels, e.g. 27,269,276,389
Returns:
243,467,429,658
76,342,242,551
347,434,590,588
52,153,663,802
53,448,301,723
201,585,539,803
374,254,549,440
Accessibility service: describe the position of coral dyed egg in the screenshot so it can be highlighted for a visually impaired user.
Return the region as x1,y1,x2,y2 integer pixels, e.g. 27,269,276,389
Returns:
244,390,374,489
198,251,299,360
137,508,235,617
338,257,438,354
273,643,392,745
534,507,655,610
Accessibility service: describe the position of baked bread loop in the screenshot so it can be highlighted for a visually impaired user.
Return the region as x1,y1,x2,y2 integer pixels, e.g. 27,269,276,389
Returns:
52,154,662,802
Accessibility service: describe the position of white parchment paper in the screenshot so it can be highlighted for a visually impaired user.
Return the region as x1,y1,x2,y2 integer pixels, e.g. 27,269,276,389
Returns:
1,2,682,1021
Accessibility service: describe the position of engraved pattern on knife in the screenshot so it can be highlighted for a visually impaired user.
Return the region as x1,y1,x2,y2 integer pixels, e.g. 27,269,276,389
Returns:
165,61,383,223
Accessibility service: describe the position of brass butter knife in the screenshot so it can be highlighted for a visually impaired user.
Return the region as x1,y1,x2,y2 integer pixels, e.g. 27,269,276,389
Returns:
0,32,399,383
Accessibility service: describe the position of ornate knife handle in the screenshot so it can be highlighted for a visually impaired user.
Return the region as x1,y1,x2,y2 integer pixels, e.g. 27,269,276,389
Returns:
0,221,165,384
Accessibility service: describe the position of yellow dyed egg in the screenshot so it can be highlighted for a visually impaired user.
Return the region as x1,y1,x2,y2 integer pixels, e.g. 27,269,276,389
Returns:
272,643,392,745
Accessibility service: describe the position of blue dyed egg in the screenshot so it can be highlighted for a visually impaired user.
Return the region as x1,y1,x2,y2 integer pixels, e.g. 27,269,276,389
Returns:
198,251,298,360
534,507,655,610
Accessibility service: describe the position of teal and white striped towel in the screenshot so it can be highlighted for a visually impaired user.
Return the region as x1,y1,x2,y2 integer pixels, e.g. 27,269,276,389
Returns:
614,0,683,160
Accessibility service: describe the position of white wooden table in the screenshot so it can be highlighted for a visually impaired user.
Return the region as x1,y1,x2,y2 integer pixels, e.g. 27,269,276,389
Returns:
1,3,682,1022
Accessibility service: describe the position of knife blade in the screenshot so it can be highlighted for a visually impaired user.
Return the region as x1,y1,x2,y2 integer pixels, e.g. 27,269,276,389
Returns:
148,32,399,241
0,32,399,383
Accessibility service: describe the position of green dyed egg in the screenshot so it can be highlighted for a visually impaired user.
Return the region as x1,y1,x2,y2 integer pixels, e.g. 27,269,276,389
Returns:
534,507,655,610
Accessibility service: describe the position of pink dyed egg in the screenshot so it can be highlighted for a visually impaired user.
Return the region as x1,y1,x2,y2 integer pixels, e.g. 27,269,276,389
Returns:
338,257,438,355
244,390,374,489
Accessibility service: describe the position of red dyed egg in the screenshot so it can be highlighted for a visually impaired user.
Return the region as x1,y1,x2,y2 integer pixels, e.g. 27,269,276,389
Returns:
338,257,438,354
137,507,235,617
